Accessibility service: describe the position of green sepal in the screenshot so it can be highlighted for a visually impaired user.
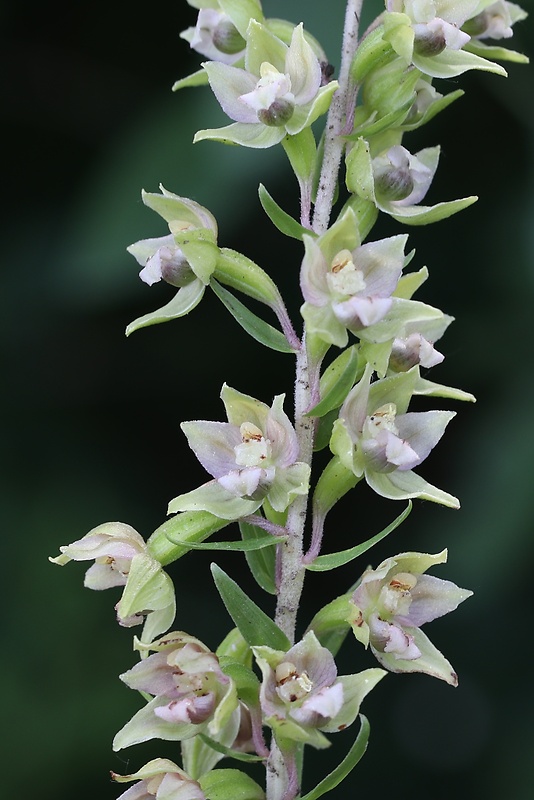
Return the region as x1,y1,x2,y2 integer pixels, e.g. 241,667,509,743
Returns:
265,18,327,61
211,279,294,353
400,89,464,132
198,734,265,763
178,534,286,551
464,40,529,65
214,248,282,308
339,195,378,241
306,502,412,572
146,511,230,566
282,128,317,184
345,137,375,201
125,280,206,336
141,188,217,230
219,0,265,37
172,69,209,92
299,715,371,800
194,122,286,149
199,768,266,800
239,519,277,595
307,346,361,418
306,595,354,656
350,25,395,83
415,376,476,403
258,183,312,240
394,265,428,299
211,563,290,650
387,195,478,225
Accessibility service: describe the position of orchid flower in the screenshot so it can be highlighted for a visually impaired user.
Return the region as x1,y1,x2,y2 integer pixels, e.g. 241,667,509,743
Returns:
253,631,385,748
331,365,459,507
194,21,338,148
168,384,310,520
350,550,472,684
113,632,239,750
126,187,219,335
383,0,507,77
49,522,176,641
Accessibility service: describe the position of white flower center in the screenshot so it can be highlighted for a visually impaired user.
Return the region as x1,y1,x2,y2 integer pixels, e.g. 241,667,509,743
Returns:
234,422,272,467
327,249,366,296
275,661,314,703
239,62,294,112
379,572,418,616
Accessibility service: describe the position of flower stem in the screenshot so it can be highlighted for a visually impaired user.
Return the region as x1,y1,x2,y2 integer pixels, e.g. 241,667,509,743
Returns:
312,0,364,234
267,7,365,798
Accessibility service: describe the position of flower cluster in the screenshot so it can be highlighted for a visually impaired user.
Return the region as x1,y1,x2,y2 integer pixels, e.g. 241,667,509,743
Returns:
49,4,528,800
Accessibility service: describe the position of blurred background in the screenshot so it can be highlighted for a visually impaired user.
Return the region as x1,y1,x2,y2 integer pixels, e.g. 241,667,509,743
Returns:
2,1,533,798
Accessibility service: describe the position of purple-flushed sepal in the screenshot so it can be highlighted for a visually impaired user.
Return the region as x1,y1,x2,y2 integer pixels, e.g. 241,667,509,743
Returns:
350,550,472,684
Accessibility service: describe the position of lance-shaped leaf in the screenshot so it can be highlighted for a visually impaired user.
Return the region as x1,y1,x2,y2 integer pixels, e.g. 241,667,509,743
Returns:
211,279,295,353
212,563,290,651
258,183,312,240
306,502,412,572
239,519,278,595
300,715,371,800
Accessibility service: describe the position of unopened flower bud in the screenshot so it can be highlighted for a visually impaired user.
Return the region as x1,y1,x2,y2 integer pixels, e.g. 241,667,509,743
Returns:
212,19,246,55
258,98,295,127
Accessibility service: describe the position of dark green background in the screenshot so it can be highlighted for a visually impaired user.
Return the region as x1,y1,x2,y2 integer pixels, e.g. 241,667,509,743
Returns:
2,1,533,798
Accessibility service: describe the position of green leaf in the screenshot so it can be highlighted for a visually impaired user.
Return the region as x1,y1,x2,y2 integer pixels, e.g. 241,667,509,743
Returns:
300,715,371,800
239,520,278,595
258,184,312,240
211,280,294,353
177,534,285,551
306,502,412,571
198,734,265,764
211,563,290,651
307,346,361,418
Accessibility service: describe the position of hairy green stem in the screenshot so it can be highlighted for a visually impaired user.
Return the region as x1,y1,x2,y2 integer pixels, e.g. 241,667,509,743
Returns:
312,0,364,235
267,6,365,799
